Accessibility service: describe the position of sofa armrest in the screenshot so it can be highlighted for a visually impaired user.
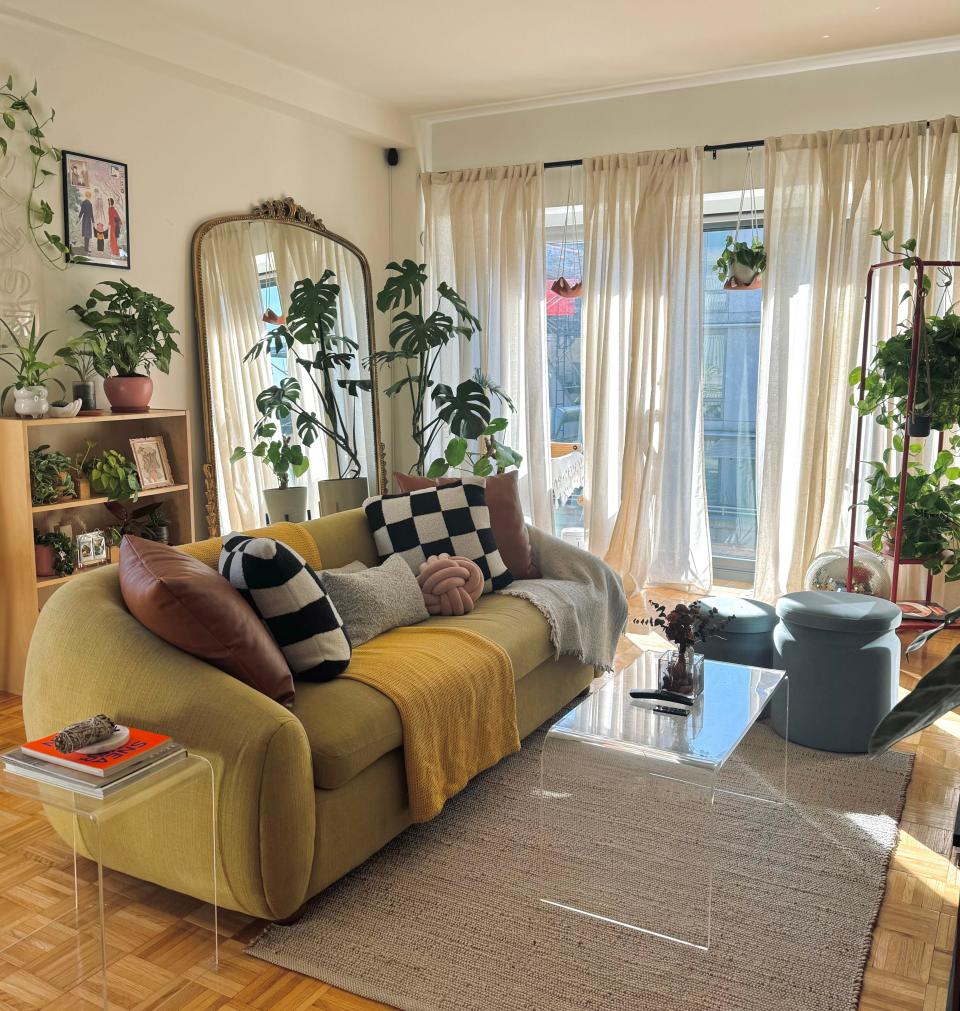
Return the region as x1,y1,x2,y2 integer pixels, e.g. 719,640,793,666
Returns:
23,566,315,920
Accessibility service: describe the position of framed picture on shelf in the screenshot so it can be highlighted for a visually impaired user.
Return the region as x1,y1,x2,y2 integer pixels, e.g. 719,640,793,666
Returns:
129,436,173,490
76,530,108,569
61,151,130,269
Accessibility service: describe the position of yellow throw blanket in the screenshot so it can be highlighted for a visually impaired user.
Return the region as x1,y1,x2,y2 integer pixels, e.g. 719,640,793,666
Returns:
179,521,322,570
345,626,520,822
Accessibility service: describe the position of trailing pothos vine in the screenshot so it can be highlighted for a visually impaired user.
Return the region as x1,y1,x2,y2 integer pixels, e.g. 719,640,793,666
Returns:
0,75,80,269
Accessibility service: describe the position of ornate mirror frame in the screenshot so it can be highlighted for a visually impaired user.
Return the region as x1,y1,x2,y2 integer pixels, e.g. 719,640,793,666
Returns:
191,197,387,537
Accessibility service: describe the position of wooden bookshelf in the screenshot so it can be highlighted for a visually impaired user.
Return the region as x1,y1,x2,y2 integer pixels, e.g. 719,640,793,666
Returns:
0,409,195,694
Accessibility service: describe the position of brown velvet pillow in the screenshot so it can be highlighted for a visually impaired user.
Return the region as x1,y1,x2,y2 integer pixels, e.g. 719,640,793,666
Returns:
394,470,541,580
119,535,295,706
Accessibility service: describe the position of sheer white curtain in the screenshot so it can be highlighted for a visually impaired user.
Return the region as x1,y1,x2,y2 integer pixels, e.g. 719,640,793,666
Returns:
200,221,272,532
754,117,960,601
421,164,553,530
581,148,712,593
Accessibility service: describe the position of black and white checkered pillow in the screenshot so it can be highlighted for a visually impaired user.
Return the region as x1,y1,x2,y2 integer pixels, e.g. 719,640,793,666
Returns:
219,535,351,681
363,478,513,594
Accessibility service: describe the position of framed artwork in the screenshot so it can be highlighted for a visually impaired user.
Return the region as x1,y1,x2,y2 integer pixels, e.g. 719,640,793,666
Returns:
76,530,108,568
61,150,130,269
130,436,173,490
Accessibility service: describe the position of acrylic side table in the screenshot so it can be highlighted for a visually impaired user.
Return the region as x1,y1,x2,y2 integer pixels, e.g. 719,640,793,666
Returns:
0,751,218,1008
539,655,789,951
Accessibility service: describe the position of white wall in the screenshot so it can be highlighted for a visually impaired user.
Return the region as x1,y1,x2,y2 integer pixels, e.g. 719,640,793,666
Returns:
2,15,396,530
427,52,960,172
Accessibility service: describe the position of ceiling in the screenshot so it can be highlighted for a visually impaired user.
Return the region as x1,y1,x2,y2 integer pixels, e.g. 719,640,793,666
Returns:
134,0,960,114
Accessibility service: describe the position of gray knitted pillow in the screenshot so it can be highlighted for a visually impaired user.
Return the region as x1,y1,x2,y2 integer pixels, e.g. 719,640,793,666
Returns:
319,553,429,647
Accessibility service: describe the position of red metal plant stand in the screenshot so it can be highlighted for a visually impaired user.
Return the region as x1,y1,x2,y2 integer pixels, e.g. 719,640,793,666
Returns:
847,256,960,629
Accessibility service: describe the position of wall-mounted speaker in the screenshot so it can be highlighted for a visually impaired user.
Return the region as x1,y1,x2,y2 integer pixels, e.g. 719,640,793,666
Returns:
385,148,400,167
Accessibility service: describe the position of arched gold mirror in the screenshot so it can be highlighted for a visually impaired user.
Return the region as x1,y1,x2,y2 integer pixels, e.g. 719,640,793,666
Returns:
192,197,386,537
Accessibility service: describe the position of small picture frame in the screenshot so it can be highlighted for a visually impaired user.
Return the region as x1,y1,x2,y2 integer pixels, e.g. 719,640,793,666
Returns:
76,530,108,568
130,436,173,490
61,150,130,269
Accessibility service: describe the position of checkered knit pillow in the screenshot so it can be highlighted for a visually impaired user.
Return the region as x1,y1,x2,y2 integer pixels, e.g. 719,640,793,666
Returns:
363,478,513,594
219,535,351,681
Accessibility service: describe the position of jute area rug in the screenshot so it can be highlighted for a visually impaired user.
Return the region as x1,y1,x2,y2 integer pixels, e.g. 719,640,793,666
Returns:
248,713,913,1011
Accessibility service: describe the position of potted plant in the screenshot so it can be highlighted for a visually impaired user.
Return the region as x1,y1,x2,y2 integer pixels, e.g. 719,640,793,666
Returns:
850,231,960,436
714,235,766,289
87,448,141,503
231,432,309,522
369,260,521,477
34,529,75,579
55,336,101,412
240,271,371,515
29,445,76,505
70,280,180,412
861,435,960,582
0,317,65,417
107,526,123,563
122,503,170,543
71,439,96,499
636,600,731,700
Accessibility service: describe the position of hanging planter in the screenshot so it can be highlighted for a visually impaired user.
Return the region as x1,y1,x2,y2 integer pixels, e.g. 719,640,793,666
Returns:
550,166,582,299
714,148,766,291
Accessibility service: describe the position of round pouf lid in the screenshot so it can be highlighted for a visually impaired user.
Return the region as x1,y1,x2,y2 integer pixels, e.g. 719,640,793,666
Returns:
699,595,778,633
776,591,902,633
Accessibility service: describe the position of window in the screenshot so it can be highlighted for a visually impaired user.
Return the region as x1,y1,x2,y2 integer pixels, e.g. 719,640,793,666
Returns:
255,250,293,439
546,208,585,538
702,207,763,582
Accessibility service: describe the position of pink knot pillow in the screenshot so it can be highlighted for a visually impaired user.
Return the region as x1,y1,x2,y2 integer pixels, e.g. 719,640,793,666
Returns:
417,553,484,616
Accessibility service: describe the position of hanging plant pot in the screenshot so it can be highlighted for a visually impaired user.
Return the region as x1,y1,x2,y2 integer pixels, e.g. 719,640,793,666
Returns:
908,413,931,438
550,277,583,299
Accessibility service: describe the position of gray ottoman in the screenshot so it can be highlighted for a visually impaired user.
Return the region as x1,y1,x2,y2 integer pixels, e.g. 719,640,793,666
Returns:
770,591,901,754
697,596,778,669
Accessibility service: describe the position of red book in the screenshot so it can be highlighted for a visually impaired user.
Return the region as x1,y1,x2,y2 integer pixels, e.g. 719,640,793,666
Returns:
21,728,173,778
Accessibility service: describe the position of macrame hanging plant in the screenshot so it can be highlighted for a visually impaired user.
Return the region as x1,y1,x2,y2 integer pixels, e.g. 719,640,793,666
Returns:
550,167,582,299
714,147,766,291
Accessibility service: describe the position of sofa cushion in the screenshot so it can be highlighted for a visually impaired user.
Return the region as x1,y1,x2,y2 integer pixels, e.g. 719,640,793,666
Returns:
219,535,352,681
293,593,554,789
118,535,295,706
363,478,513,594
395,471,540,580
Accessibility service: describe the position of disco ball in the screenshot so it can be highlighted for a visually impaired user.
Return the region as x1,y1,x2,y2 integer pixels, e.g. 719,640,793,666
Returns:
802,545,892,598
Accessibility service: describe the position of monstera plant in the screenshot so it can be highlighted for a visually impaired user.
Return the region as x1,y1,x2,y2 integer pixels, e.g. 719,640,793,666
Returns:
370,259,522,477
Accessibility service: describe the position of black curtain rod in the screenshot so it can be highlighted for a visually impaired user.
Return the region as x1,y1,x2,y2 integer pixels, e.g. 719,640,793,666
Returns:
544,138,764,170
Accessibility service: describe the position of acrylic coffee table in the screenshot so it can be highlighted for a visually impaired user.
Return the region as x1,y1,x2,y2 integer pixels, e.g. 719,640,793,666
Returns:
0,751,219,1008
539,654,789,950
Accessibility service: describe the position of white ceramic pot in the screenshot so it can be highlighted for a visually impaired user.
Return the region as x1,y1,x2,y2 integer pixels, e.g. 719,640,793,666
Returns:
317,477,368,516
14,385,49,418
48,399,83,419
263,486,308,524
732,261,759,286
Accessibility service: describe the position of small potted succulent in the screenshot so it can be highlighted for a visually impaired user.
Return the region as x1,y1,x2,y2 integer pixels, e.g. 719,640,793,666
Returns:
34,529,75,579
70,280,180,412
0,317,65,418
714,235,766,289
637,600,731,700
29,445,76,505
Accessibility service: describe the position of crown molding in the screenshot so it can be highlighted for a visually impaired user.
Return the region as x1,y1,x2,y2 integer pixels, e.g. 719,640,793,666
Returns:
0,1,415,147
418,35,960,125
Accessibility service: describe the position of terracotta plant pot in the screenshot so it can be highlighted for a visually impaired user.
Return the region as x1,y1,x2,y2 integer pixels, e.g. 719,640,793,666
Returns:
35,544,55,578
103,375,153,413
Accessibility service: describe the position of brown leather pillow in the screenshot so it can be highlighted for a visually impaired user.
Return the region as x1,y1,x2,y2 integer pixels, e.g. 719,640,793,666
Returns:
119,535,295,706
394,470,541,580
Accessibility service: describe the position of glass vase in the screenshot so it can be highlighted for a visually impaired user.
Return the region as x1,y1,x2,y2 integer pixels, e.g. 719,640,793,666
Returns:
658,647,704,701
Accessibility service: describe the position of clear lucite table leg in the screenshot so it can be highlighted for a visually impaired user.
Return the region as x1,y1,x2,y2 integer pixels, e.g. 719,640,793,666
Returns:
0,753,219,1009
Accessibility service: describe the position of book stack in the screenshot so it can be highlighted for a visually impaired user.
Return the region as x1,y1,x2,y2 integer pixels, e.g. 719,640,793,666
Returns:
1,728,185,799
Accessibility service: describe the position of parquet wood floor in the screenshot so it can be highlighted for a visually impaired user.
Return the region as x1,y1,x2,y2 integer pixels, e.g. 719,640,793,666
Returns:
0,593,955,1010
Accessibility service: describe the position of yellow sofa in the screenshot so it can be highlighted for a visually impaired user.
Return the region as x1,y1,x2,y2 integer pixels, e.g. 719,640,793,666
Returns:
23,509,594,920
